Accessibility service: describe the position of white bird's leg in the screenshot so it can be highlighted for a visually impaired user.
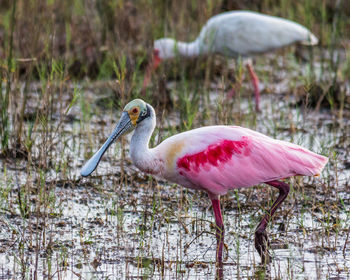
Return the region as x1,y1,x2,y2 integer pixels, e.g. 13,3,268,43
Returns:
245,63,261,112
255,180,290,264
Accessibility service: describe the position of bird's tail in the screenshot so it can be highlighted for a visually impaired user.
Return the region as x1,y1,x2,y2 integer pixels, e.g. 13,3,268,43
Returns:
283,144,328,177
301,32,319,46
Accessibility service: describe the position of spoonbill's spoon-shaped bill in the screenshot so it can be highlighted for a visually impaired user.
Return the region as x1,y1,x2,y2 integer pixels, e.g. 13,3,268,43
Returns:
143,11,318,111
81,99,150,177
80,112,134,177
80,99,328,265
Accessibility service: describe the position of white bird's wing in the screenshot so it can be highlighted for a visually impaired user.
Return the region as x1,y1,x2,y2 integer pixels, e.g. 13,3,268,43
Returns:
198,11,318,57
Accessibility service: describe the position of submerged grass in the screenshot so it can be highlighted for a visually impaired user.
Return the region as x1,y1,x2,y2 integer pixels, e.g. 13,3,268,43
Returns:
0,0,349,279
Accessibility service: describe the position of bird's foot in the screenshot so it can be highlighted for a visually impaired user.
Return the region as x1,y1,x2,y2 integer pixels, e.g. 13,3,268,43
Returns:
254,229,271,264
215,260,224,280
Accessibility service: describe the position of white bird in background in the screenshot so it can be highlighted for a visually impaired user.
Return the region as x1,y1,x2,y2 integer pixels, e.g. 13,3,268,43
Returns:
143,10,318,111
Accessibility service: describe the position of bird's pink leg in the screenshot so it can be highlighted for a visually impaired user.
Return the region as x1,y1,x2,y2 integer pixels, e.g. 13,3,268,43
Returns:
211,198,225,264
255,180,290,264
246,63,261,112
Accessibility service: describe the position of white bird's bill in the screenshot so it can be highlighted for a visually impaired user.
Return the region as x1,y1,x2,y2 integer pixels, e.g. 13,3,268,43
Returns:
80,112,133,177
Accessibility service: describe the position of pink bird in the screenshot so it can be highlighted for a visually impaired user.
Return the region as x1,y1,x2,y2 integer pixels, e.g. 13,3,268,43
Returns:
81,99,328,266
143,11,318,111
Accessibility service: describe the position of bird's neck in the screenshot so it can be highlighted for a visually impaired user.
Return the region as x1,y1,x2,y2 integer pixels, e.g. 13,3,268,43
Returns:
130,114,163,175
177,40,201,58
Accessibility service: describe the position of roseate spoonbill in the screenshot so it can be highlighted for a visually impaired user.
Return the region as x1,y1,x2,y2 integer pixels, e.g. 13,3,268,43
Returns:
143,11,318,111
81,99,328,264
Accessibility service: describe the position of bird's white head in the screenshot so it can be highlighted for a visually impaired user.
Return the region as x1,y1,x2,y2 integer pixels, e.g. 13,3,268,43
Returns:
123,99,151,127
80,99,152,177
154,38,177,60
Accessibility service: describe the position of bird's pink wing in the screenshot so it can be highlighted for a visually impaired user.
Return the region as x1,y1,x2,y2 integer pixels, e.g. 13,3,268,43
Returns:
173,126,327,196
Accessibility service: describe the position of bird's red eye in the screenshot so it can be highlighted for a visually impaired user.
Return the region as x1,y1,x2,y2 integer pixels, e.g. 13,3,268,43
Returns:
132,108,139,114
